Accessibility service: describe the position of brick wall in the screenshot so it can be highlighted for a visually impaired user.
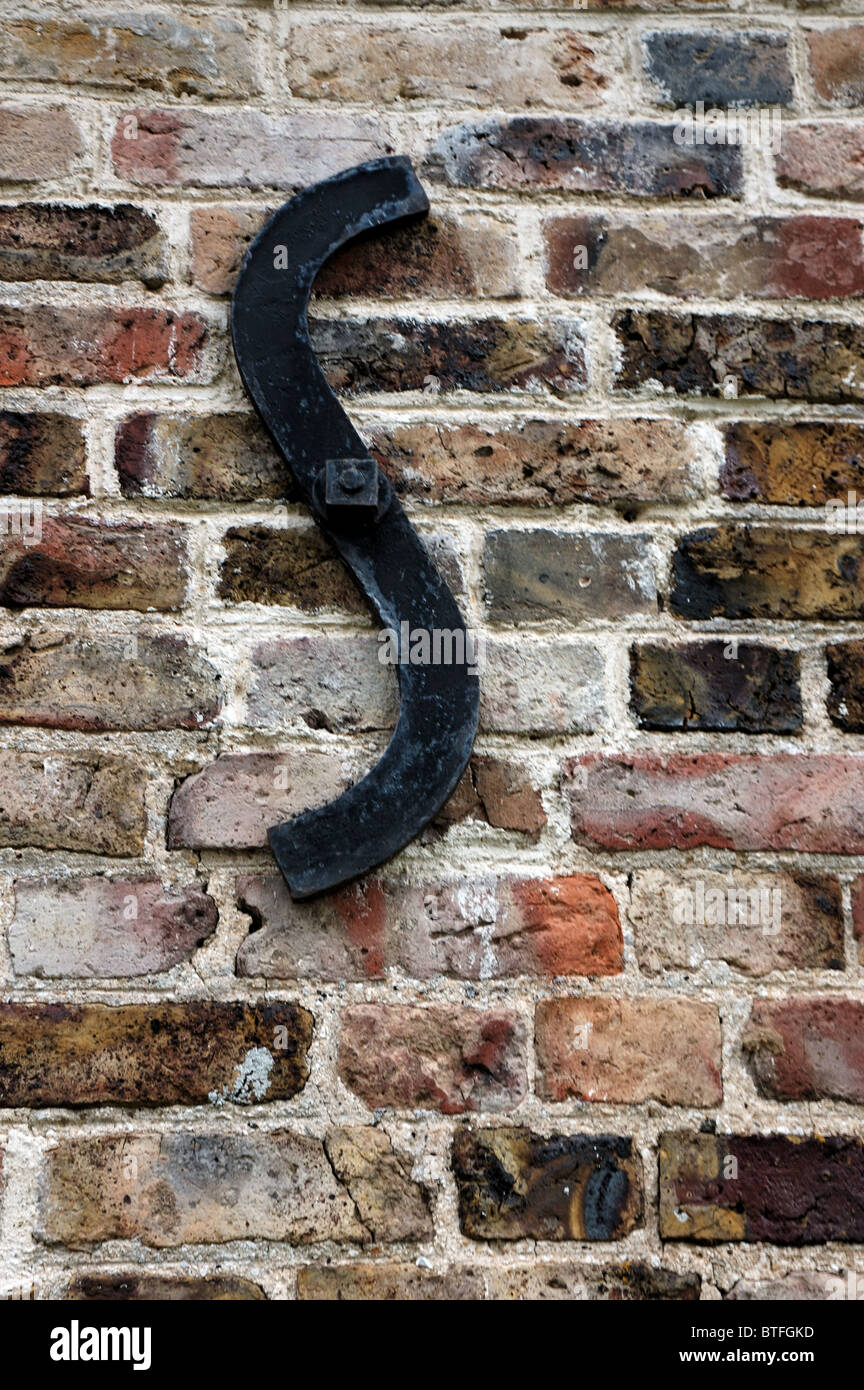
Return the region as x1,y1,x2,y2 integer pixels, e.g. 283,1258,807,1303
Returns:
0,0,863,1303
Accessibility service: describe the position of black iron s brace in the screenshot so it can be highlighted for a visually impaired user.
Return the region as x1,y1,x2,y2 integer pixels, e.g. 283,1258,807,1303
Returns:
231,157,480,901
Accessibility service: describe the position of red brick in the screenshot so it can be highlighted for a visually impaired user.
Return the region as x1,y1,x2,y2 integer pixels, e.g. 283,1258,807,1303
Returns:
0,304,212,386
743,997,864,1103
0,1001,311,1107
660,1131,864,1244
545,214,864,300
112,108,384,189
190,204,520,298
236,872,623,981
776,123,864,200
338,1005,528,1114
10,877,217,979
0,516,187,611
565,753,864,853
0,632,219,730
0,106,83,182
535,997,722,1105
807,27,864,107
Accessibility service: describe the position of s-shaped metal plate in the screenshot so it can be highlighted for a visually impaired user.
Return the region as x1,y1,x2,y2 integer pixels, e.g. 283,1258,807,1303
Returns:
231,156,480,899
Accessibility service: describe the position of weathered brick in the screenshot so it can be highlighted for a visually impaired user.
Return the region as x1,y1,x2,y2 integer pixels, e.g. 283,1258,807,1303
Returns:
284,23,612,106
722,421,864,505
190,203,520,298
0,14,258,97
453,1127,642,1241
536,997,722,1105
0,305,212,387
67,1275,266,1301
659,1132,864,1244
10,877,217,979
851,876,864,964
776,123,864,200
237,874,390,981
728,1273,846,1301
0,106,83,182
0,204,167,288
338,1005,528,1113
219,524,462,611
189,205,269,296
671,526,864,620
565,752,864,853
41,1125,426,1247
743,998,864,1103
369,418,706,507
168,751,353,851
248,636,397,733
546,214,864,300
629,869,844,977
309,316,585,395
614,308,864,401
247,634,604,736
220,525,366,612
112,108,384,189
484,529,656,623
807,27,864,107
0,516,187,611
236,872,623,981
0,753,145,854
298,1262,698,1300
0,632,220,730
629,641,802,732
116,413,285,500
826,640,864,731
324,1127,432,1242
0,1001,311,1108
430,118,742,196
482,639,606,733
437,755,547,836
0,412,87,495
643,31,793,107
